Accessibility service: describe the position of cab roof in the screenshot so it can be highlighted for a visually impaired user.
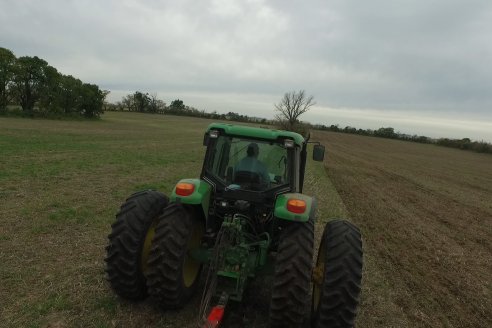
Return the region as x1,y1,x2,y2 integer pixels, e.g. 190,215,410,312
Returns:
207,123,305,146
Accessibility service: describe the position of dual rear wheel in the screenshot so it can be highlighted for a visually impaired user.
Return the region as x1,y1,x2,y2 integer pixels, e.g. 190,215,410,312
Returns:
269,218,363,328
146,203,204,308
105,190,168,300
105,191,203,307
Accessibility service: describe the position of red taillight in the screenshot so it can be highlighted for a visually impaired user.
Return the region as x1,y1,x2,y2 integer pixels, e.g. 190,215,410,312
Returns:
287,199,306,214
205,306,225,327
176,183,195,196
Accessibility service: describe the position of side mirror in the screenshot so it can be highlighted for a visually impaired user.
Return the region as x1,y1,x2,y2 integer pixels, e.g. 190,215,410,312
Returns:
203,133,209,146
203,129,220,146
313,144,325,162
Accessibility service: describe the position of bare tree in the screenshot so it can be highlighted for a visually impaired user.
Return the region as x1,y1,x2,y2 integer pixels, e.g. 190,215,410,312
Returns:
148,93,166,114
275,90,315,130
121,94,135,111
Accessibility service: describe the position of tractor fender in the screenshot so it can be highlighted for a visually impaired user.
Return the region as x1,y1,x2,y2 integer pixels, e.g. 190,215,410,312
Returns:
170,178,212,219
274,193,316,222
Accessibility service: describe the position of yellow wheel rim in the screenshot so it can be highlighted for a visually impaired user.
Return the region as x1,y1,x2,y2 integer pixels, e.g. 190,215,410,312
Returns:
141,219,158,273
312,240,326,312
183,218,204,287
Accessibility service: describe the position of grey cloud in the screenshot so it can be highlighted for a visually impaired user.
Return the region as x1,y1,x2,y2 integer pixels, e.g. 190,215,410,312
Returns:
1,0,491,138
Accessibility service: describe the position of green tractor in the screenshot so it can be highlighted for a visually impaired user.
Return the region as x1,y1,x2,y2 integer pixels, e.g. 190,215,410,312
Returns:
105,123,363,327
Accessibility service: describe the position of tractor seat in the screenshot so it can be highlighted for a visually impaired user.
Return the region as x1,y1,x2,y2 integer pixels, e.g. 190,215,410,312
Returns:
234,171,262,184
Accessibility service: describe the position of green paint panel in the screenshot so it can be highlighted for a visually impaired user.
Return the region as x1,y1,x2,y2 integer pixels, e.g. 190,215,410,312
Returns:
218,270,240,279
207,123,305,146
170,178,211,218
274,193,314,222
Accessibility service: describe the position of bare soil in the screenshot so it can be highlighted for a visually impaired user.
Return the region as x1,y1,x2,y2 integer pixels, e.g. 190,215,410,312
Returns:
314,131,492,328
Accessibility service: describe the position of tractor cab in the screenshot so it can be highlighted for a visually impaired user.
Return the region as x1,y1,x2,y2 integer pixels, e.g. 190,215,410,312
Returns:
200,123,326,235
202,123,325,196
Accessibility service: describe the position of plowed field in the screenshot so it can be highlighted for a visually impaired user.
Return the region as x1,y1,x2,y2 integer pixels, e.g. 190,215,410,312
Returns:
315,131,492,328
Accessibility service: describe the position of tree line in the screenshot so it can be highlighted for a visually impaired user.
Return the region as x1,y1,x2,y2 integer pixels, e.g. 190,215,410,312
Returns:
0,47,106,118
310,124,492,154
107,91,269,124
109,89,491,155
1,57,489,155
274,90,491,154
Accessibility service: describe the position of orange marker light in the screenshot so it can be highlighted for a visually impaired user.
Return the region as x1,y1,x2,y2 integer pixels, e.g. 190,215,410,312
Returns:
287,199,307,214
176,183,195,196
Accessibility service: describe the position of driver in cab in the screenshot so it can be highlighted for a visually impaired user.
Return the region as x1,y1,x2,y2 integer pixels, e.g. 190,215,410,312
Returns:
234,143,270,187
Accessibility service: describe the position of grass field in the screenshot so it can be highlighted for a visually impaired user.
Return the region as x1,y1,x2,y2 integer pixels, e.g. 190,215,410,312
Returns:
0,112,344,327
1,112,490,327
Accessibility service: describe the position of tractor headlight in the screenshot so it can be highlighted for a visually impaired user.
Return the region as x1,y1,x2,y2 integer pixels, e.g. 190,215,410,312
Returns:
209,130,219,138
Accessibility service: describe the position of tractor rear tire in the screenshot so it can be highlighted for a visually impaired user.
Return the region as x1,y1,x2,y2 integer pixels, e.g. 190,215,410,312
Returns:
146,203,204,309
312,219,363,328
269,217,314,327
105,190,169,300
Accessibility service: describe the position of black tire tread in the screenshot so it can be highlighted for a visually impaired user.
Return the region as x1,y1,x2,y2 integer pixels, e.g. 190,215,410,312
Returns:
313,219,363,328
105,190,168,300
146,203,199,309
269,218,314,327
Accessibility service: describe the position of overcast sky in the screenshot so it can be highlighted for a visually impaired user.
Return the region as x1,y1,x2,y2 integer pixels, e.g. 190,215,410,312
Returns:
1,0,491,140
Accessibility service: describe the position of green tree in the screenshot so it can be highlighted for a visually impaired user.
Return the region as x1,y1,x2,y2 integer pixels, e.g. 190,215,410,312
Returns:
374,127,397,139
133,91,150,112
0,47,16,111
77,83,105,118
12,56,49,114
169,99,185,112
58,75,83,114
38,65,61,112
343,126,357,134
